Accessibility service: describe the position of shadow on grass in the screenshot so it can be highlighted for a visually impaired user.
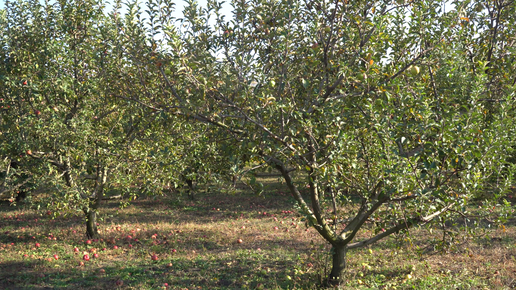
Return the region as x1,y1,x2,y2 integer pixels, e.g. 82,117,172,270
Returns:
0,185,323,289
2,181,514,290
0,249,317,290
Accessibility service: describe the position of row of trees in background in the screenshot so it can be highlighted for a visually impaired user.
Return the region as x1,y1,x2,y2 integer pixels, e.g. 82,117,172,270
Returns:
1,0,515,285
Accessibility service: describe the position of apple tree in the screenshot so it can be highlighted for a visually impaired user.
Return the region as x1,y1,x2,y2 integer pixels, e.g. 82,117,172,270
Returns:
127,0,516,284
0,0,194,238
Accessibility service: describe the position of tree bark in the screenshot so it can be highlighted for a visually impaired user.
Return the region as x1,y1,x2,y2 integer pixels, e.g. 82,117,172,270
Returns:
185,178,195,200
327,245,347,286
84,208,99,239
84,164,106,239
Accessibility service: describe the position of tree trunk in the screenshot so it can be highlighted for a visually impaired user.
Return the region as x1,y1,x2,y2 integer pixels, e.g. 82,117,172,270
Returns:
327,245,347,286
84,208,99,239
83,164,106,239
185,178,195,200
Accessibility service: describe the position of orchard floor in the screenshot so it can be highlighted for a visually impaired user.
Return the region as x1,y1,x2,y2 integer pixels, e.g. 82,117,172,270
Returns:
1,180,515,289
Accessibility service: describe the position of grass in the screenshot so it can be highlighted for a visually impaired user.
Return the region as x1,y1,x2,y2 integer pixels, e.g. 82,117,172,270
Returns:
1,178,515,289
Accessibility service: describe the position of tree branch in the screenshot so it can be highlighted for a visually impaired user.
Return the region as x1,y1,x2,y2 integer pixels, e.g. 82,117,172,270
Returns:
347,203,454,249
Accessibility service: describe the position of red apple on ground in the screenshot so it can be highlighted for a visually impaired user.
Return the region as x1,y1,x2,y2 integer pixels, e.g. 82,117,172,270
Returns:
151,254,158,261
22,80,27,85
79,261,84,266
85,240,92,245
26,150,32,155
53,254,59,260
35,243,40,248
34,110,41,116
74,247,79,253
93,253,99,258
237,239,243,244
83,254,90,261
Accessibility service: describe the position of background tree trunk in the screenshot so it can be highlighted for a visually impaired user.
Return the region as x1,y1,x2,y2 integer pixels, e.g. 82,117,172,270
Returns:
84,208,99,239
84,165,106,239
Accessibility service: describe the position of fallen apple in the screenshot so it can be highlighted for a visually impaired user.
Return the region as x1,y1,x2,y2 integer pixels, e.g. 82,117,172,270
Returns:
83,254,90,261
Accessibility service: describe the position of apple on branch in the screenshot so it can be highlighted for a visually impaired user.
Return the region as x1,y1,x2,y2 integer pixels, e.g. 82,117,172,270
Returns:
408,65,420,76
